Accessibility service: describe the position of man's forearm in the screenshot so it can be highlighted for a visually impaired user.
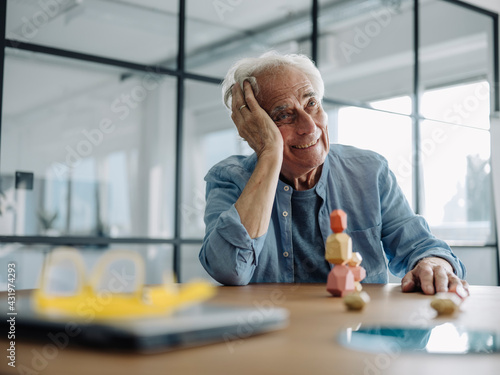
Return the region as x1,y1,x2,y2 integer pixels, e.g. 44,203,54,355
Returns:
235,151,282,239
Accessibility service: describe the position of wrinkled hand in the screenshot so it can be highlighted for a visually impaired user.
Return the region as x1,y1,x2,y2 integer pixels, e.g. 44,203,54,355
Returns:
231,81,283,158
401,257,469,296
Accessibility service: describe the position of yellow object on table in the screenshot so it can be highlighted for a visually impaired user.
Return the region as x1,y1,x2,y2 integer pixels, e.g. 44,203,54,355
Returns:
32,247,216,320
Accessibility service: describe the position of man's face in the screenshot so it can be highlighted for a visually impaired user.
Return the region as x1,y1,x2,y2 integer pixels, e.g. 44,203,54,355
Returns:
255,66,329,182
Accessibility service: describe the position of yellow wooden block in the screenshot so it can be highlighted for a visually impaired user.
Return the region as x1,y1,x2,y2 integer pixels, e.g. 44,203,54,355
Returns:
325,233,352,265
344,291,370,311
347,252,363,267
354,282,363,292
430,292,462,315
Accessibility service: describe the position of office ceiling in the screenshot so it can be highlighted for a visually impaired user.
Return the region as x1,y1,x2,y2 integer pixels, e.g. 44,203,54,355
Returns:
2,0,341,116
2,0,494,118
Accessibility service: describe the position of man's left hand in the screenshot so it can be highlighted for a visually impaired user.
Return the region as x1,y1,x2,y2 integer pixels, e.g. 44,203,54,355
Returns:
401,257,469,296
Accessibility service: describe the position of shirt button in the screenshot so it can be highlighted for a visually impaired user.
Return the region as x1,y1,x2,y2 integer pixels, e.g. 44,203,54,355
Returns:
284,186,290,191
282,211,288,217
283,252,289,257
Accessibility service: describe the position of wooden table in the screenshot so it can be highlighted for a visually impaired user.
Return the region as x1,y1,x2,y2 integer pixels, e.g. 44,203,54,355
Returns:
2,284,500,375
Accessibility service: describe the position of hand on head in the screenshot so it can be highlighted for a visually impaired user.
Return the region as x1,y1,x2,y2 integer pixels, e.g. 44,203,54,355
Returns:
401,257,469,296
231,81,283,159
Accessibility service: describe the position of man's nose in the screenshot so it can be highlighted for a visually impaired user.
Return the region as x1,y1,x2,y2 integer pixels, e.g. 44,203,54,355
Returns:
296,110,316,135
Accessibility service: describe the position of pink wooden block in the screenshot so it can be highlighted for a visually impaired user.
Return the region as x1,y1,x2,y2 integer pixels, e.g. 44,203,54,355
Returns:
326,265,355,297
349,265,366,283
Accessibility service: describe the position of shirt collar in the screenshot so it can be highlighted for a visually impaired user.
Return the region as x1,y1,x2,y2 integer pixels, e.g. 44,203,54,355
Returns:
315,154,329,198
276,151,330,196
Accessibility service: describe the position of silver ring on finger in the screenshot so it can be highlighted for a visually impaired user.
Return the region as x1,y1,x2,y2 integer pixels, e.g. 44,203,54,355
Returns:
239,104,247,111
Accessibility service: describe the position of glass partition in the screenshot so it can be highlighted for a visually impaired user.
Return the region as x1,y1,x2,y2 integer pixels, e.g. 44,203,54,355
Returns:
324,101,414,205
6,0,178,68
0,243,173,289
0,49,176,238
181,79,252,239
181,244,219,284
0,0,497,284
420,0,495,125
186,0,312,77
420,118,493,245
318,0,414,114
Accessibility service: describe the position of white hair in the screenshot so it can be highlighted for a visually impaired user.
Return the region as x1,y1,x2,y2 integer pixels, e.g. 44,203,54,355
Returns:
221,51,324,110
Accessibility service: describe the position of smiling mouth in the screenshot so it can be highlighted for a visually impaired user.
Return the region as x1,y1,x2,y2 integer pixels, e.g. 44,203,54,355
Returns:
292,139,318,149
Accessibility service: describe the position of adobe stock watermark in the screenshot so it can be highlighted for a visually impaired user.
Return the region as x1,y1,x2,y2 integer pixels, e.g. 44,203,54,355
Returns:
358,294,493,375
340,0,402,63
394,81,492,184
52,70,165,179
395,126,447,183
360,340,401,375
180,188,206,225
357,303,433,375
7,0,76,48
443,81,490,125
14,266,135,374
223,285,299,354
213,0,245,21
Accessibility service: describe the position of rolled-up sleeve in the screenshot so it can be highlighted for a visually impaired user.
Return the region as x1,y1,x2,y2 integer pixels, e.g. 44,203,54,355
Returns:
378,160,466,279
199,166,267,285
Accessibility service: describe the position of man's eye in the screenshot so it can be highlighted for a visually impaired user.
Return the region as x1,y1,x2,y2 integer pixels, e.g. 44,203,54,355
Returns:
275,113,290,122
308,100,317,107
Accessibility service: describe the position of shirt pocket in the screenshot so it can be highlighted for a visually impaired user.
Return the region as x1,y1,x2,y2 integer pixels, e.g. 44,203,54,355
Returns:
347,223,388,283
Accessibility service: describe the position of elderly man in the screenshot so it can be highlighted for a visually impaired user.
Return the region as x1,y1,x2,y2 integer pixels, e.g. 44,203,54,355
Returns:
199,51,468,295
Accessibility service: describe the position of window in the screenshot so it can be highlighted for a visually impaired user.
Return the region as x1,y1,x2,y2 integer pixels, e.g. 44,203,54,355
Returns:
0,0,498,284
326,99,414,205
6,0,178,67
318,0,414,112
1,49,177,238
420,81,493,244
186,0,312,77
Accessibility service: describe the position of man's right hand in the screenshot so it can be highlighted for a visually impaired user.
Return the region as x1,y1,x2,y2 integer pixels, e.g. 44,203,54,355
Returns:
231,81,283,159
230,81,283,239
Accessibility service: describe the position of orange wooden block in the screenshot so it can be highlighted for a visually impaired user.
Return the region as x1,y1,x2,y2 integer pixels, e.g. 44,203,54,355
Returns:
326,265,355,297
325,233,352,265
330,209,347,233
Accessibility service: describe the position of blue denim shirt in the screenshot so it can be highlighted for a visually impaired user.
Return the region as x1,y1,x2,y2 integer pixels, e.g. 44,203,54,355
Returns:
199,144,466,285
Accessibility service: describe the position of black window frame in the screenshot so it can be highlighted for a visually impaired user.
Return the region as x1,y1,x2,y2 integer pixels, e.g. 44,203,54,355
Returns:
0,0,498,283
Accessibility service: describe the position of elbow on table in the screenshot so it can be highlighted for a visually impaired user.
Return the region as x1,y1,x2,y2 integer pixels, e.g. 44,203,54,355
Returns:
205,268,252,286
198,252,252,286
218,273,252,286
